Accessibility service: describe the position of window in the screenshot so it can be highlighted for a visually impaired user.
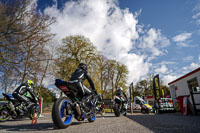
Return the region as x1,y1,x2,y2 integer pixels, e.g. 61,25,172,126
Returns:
141,100,147,104
136,100,140,104
148,101,154,106
187,77,200,92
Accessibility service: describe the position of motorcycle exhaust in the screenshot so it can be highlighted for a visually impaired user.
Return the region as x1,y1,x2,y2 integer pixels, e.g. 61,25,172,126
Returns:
9,102,17,116
75,103,81,116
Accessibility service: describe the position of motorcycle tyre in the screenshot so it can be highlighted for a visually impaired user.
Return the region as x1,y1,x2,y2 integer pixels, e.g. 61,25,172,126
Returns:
52,97,74,129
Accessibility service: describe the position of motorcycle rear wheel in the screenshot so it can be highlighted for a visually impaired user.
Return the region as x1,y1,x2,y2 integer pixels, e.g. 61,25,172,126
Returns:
113,104,120,117
52,97,74,129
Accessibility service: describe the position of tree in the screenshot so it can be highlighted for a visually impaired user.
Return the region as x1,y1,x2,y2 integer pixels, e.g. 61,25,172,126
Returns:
0,0,55,93
134,74,171,97
134,79,152,97
35,86,55,103
55,35,98,81
114,63,128,92
95,55,110,98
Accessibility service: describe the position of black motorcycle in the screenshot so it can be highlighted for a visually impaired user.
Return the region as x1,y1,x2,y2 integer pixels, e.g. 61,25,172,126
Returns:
95,94,105,116
52,79,98,129
113,95,128,117
0,93,40,121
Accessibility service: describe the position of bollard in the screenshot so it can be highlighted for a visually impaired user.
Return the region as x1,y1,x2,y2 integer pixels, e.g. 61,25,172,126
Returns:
31,113,37,124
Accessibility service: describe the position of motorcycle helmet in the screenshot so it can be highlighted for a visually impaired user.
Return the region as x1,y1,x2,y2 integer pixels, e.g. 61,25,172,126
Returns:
26,80,34,88
118,87,123,91
78,63,88,71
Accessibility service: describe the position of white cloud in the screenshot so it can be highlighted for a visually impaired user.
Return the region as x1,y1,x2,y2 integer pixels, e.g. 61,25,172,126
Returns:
192,12,200,25
183,56,194,61
41,0,170,84
163,75,178,85
176,42,191,47
192,12,200,19
192,1,200,25
183,62,200,71
155,64,168,74
193,1,200,12
160,61,176,65
138,28,170,60
172,33,192,42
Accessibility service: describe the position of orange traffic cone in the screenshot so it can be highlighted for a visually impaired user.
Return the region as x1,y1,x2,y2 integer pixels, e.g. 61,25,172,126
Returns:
31,113,37,124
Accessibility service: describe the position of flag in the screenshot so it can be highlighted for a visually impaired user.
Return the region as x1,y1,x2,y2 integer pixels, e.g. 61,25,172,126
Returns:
153,74,161,101
129,82,134,102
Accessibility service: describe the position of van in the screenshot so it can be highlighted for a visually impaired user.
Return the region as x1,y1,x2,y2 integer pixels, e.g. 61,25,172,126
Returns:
129,96,153,113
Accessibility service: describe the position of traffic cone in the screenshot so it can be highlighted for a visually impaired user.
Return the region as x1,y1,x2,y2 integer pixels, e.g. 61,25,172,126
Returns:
31,113,37,124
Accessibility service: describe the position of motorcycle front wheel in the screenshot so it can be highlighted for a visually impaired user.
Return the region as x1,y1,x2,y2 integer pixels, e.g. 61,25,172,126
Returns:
0,106,11,122
29,105,41,120
52,97,74,129
88,107,96,122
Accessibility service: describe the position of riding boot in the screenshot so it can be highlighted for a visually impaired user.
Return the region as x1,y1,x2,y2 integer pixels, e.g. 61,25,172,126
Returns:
17,105,24,115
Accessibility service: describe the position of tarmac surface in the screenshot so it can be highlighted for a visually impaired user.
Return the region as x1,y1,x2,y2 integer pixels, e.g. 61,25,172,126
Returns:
0,112,200,133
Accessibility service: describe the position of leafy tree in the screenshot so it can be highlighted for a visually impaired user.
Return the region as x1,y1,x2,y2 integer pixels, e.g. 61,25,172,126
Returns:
54,35,98,81
134,74,171,98
35,86,55,103
0,0,55,93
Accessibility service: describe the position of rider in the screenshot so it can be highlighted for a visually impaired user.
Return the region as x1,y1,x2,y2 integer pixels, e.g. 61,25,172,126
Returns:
116,87,128,110
68,63,98,100
12,80,38,114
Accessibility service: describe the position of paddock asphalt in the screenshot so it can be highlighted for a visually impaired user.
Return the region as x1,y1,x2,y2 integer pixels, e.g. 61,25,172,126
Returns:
0,112,200,133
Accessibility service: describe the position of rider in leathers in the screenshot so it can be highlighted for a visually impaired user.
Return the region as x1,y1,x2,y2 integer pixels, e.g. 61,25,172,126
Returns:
12,80,38,114
68,63,98,99
116,87,128,110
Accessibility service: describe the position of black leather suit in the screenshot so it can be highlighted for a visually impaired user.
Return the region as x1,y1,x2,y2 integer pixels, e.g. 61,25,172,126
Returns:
12,83,37,105
69,67,96,98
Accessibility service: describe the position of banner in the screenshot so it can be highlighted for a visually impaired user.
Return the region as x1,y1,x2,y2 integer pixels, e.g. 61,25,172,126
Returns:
153,74,161,101
129,82,134,102
162,88,165,98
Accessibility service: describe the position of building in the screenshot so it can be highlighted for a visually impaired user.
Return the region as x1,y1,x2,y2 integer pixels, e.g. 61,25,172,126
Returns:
168,67,200,114
144,96,154,106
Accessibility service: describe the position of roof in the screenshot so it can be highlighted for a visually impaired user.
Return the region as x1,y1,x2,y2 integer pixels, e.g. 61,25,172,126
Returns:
168,67,200,85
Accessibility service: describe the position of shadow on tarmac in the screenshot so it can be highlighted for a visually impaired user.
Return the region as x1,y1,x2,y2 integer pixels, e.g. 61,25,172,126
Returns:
125,113,200,133
0,121,83,131
96,115,116,118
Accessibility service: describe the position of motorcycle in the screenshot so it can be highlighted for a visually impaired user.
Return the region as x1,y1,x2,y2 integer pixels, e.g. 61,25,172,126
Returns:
0,93,40,122
52,79,98,129
113,95,128,117
95,94,105,116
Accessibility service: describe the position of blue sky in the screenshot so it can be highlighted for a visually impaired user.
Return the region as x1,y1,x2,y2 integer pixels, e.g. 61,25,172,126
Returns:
35,0,200,85
120,0,200,81
119,0,200,79
1,0,200,97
